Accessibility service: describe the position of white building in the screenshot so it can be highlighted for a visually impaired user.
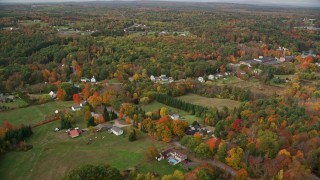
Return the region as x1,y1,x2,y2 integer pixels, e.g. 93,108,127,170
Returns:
198,77,205,83
150,75,155,81
91,76,96,83
111,126,123,136
49,91,56,99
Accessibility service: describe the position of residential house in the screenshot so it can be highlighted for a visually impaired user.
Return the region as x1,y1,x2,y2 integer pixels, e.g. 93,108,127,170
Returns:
49,91,56,99
169,112,180,120
302,50,316,58
80,77,90,82
111,126,123,136
186,124,208,136
91,76,96,83
95,124,112,132
157,149,187,165
71,105,82,111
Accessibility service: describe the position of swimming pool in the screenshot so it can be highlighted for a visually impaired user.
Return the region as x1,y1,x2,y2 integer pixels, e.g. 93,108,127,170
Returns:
168,157,179,165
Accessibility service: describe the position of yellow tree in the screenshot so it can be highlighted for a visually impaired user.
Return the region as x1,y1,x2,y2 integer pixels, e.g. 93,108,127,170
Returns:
88,91,102,108
160,107,168,117
173,120,188,137
226,146,244,170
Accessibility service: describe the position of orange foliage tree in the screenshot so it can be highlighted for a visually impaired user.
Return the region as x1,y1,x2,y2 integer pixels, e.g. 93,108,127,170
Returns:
56,88,66,101
88,91,102,108
73,93,81,104
236,168,248,180
82,83,91,100
207,138,218,153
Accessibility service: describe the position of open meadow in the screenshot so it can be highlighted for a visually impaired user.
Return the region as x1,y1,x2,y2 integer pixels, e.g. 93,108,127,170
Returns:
0,102,184,180
176,94,241,110
0,101,73,126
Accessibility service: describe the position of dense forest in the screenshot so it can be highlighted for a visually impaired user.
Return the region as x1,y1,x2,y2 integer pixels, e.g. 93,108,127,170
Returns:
0,1,319,179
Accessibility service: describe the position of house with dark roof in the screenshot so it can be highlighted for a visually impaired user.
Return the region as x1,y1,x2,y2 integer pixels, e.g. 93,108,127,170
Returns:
95,123,112,132
240,56,282,67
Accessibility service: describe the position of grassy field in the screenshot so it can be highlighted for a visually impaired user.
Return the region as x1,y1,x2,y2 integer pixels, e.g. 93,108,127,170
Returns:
0,121,181,180
141,101,201,124
0,101,184,179
176,94,241,110
0,98,28,108
0,101,73,126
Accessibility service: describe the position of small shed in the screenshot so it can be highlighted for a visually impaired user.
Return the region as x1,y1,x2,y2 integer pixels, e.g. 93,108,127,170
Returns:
69,130,79,138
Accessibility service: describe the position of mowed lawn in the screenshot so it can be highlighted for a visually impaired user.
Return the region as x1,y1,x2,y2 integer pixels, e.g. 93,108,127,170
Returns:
0,101,73,126
0,98,28,109
0,121,181,180
0,101,184,180
141,101,201,124
176,94,241,110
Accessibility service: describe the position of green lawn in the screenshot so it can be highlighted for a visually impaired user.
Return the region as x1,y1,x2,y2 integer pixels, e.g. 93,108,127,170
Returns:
0,98,28,108
0,101,184,179
0,121,181,180
176,93,241,110
141,101,201,124
0,101,73,126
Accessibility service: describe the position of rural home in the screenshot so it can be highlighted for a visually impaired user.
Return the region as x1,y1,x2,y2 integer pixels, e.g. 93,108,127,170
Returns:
71,105,82,111
71,101,87,111
186,124,209,136
91,76,96,83
80,77,90,82
157,149,187,165
49,91,56,99
111,126,123,136
69,129,79,138
169,112,180,120
95,123,112,132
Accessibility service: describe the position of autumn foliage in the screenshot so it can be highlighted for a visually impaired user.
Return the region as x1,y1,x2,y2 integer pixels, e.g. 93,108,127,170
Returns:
73,93,81,104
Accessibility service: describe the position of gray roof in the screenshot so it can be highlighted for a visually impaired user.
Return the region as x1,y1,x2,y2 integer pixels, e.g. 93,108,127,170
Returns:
111,126,122,133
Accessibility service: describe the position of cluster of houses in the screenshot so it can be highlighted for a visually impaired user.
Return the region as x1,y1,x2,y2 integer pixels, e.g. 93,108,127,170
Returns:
198,72,232,83
124,23,150,33
185,124,213,136
156,148,188,166
80,76,96,83
239,55,295,68
150,75,174,84
66,124,124,138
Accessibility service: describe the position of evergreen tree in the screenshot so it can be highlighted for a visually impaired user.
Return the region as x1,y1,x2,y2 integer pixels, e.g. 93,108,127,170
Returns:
87,117,95,127
128,129,137,142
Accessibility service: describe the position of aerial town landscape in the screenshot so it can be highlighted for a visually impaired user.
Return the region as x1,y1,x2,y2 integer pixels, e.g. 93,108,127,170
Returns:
0,0,319,179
